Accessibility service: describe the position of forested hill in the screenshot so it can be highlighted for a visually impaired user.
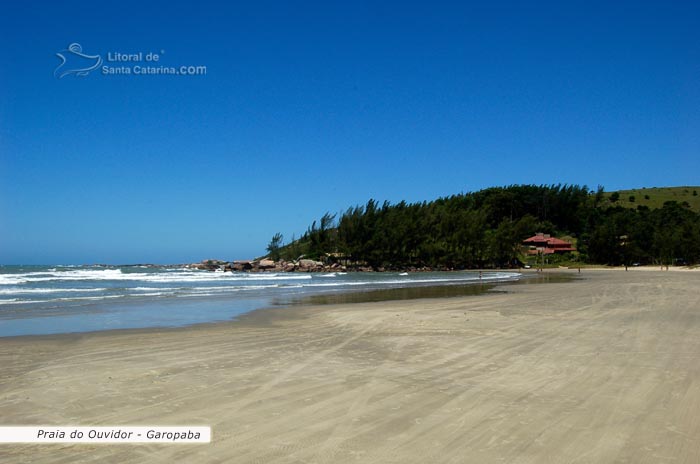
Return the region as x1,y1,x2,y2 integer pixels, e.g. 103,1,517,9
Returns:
267,185,700,269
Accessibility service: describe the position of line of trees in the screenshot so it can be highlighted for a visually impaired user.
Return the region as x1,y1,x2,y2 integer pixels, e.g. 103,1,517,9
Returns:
268,184,700,269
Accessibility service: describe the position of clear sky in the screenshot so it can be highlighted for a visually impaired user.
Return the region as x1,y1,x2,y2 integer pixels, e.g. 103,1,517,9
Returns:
1,1,698,264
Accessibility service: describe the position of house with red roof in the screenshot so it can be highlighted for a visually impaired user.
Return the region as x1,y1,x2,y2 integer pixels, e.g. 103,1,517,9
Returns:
523,233,576,255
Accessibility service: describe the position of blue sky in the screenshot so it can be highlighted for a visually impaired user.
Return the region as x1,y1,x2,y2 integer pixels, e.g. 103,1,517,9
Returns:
1,1,698,264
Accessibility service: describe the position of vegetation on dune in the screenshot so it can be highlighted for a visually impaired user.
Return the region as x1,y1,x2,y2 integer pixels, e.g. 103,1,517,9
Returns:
267,184,700,269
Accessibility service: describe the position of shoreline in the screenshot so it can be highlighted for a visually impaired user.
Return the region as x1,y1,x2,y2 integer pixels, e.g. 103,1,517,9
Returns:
0,270,526,339
0,270,571,341
6,264,697,341
2,270,699,463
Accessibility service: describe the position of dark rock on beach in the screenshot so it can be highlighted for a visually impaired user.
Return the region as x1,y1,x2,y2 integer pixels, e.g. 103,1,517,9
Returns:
188,258,348,274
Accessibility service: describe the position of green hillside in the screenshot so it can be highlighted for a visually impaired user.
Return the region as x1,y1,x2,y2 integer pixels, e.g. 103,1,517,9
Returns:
267,184,700,268
606,186,700,212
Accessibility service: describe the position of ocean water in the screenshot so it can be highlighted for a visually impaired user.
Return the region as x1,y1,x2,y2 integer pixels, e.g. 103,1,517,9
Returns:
0,265,520,337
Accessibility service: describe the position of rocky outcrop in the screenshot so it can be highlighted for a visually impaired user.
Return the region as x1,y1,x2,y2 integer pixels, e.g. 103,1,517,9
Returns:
297,259,324,271
232,260,253,271
258,259,276,269
190,259,229,271
188,258,348,274
187,257,461,274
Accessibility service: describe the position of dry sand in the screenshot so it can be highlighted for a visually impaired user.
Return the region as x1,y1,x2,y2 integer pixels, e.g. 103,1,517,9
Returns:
1,270,699,463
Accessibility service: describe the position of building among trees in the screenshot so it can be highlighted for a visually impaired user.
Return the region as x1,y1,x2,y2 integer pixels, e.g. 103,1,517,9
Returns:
523,233,576,255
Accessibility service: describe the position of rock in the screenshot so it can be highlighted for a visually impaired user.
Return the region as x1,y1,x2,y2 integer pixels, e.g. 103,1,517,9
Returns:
192,259,230,271
232,260,253,271
190,258,352,274
299,259,324,269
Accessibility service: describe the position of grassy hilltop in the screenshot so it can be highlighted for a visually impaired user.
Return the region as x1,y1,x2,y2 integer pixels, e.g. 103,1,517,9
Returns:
606,186,700,212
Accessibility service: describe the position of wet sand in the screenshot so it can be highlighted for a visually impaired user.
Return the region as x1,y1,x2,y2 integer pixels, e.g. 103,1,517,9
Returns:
1,270,699,463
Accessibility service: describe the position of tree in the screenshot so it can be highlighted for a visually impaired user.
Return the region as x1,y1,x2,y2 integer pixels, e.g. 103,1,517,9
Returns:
266,233,284,261
269,184,700,269
594,185,605,206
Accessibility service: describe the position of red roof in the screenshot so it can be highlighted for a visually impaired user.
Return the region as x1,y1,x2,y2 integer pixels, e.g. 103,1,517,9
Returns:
523,233,575,252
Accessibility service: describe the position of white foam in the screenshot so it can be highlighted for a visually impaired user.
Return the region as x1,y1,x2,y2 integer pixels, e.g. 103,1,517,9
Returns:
53,295,125,302
0,270,521,306
0,295,126,304
0,269,313,285
0,288,108,295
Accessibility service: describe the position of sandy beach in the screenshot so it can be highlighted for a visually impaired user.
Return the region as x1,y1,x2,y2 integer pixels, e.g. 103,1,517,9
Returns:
1,269,699,463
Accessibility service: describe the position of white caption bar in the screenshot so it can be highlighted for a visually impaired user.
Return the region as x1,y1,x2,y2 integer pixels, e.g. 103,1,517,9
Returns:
0,426,210,444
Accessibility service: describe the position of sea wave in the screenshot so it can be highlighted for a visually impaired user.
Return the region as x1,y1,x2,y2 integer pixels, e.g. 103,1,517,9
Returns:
0,287,110,295
0,269,521,307
0,269,314,285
